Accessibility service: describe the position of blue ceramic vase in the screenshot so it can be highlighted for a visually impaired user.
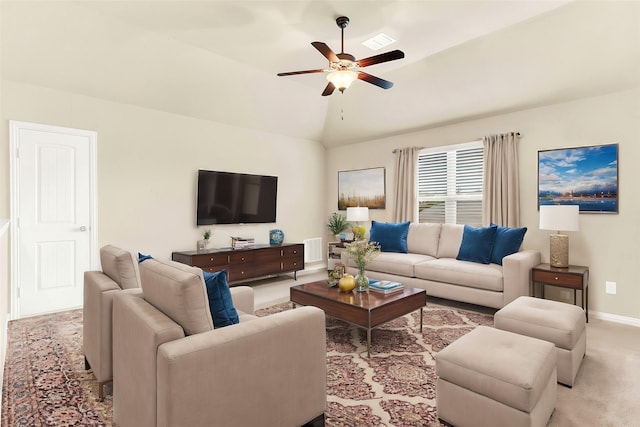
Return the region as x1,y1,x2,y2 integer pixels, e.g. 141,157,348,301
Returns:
269,229,284,245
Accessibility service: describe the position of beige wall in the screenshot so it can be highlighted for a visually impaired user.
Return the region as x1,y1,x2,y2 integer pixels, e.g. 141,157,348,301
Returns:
0,79,327,267
326,88,640,322
1,80,638,323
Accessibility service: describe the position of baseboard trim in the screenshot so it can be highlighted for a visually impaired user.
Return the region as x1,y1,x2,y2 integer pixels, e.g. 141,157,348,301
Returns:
590,310,640,328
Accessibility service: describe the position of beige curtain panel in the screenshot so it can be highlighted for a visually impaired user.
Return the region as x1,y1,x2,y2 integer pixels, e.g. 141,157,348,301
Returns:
482,132,521,227
392,147,420,223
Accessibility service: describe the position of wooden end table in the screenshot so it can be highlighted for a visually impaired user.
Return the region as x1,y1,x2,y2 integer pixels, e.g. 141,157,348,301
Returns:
531,263,589,322
290,281,427,357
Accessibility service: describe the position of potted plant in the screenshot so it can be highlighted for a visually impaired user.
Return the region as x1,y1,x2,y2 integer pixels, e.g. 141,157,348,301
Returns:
327,212,349,239
198,229,212,251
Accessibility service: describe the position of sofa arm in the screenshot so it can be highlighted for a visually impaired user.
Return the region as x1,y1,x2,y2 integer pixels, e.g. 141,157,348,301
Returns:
502,249,541,306
230,286,254,315
83,271,121,381
156,306,326,427
113,292,185,427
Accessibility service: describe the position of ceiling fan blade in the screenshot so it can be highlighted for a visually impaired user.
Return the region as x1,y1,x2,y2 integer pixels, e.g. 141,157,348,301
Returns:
357,50,405,68
358,72,393,89
321,82,336,96
312,42,339,63
277,69,325,76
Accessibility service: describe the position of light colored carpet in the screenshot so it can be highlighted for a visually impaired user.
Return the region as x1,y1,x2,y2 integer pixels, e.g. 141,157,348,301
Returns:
548,317,640,426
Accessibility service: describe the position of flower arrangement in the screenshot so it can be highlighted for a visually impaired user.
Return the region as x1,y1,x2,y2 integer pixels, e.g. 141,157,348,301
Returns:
344,240,380,291
344,239,380,271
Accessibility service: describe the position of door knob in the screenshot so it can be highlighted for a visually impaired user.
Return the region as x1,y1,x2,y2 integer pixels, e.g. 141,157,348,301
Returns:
79,226,87,232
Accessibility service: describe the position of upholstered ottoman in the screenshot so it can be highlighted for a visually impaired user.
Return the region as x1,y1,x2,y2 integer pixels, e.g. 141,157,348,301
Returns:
436,326,557,427
494,296,586,387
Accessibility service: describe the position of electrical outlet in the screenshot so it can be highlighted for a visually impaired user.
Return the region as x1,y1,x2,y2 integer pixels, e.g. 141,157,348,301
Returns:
606,281,617,295
560,290,572,301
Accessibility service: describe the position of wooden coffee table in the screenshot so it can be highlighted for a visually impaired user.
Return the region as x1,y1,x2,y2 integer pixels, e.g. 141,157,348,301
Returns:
290,280,427,357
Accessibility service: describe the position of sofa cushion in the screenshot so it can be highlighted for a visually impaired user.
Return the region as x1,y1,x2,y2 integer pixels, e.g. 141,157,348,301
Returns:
139,258,214,335
203,270,239,328
456,225,498,264
490,225,527,265
406,223,441,257
437,224,464,259
100,245,140,289
359,252,435,277
415,258,504,292
369,221,410,253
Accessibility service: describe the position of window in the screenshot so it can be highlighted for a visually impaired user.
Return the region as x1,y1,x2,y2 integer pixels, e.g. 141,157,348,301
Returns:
417,141,484,226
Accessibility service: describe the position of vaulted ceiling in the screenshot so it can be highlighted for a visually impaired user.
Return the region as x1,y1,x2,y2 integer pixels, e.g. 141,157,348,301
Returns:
2,1,639,147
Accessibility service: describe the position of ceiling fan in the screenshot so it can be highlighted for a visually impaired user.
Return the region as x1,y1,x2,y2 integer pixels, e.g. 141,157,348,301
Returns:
277,16,405,96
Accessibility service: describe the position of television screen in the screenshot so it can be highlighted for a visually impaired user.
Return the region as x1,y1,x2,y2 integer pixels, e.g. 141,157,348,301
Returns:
196,170,278,225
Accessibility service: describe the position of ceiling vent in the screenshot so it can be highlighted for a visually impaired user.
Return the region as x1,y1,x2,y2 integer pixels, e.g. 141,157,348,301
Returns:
362,33,396,51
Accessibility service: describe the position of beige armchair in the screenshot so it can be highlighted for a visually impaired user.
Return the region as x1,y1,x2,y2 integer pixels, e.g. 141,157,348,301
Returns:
83,245,140,400
112,258,326,427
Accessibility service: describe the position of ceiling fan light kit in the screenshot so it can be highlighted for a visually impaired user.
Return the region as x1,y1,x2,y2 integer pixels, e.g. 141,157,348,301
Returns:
326,70,358,92
277,16,405,96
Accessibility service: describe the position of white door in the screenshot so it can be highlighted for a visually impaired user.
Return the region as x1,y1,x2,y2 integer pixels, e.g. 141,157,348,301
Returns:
10,121,97,318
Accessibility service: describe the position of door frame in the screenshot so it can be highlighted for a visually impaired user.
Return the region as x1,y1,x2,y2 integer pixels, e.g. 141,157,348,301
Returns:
9,120,99,319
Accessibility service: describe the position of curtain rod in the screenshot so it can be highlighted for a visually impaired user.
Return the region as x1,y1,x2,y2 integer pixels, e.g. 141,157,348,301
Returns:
391,132,522,154
391,146,424,154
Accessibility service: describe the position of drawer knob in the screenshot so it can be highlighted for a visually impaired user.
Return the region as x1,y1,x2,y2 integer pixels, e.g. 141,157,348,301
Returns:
210,257,214,261
554,276,559,280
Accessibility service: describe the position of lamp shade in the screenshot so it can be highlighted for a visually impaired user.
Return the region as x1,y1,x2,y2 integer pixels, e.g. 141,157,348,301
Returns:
327,70,358,91
346,207,369,222
539,205,579,232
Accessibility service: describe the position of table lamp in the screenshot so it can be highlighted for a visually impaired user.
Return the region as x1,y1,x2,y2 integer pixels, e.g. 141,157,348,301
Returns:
539,205,579,268
346,207,369,240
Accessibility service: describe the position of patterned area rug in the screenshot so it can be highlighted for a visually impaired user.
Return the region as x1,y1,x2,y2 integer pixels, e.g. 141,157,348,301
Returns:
1,299,493,426
2,309,112,426
258,300,494,426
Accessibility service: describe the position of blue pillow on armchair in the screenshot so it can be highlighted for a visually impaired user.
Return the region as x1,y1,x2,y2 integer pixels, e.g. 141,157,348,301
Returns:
456,224,498,264
490,224,527,265
369,220,411,253
138,252,153,263
203,270,239,328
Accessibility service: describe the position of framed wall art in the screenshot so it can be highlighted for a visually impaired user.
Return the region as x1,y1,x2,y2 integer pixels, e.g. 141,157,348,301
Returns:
538,143,618,213
338,167,386,210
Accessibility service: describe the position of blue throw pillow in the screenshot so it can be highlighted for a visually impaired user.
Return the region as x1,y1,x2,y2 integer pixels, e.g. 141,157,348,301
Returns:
369,221,411,253
456,224,498,264
490,224,527,265
138,252,153,263
203,270,239,328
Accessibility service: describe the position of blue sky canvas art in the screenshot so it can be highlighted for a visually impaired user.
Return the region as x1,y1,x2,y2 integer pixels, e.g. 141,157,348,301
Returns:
538,143,618,213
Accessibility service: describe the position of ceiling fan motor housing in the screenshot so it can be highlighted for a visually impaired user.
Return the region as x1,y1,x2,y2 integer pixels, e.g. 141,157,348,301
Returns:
332,53,356,71
336,16,350,29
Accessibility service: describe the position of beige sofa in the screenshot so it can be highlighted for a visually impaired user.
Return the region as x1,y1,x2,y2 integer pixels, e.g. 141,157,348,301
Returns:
112,258,326,427
342,223,540,309
83,244,141,399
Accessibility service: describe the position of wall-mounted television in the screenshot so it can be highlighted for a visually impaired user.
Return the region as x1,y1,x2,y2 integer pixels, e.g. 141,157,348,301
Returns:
196,170,278,225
